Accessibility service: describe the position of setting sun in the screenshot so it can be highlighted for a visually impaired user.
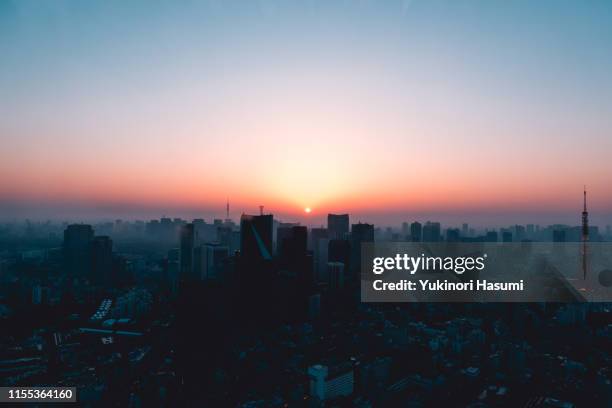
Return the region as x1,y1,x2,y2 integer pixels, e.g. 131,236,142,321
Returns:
304,207,312,214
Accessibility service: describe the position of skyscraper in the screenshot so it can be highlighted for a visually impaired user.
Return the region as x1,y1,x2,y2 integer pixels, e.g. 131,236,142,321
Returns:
581,187,589,280
422,222,440,242
350,223,374,280
179,223,197,280
91,235,113,285
240,214,273,261
311,228,329,283
410,221,422,242
328,214,349,240
63,224,94,278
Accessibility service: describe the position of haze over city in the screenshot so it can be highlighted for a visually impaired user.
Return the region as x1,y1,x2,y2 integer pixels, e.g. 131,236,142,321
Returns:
1,0,612,226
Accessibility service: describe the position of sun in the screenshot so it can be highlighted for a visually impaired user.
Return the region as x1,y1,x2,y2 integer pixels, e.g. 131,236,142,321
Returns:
304,207,312,214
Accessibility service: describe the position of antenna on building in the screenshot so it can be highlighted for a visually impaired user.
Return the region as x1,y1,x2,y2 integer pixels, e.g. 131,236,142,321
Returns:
581,186,589,280
226,198,230,220
259,205,264,215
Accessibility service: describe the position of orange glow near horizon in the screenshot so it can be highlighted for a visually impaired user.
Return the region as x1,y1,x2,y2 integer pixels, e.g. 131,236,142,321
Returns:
2,1,612,222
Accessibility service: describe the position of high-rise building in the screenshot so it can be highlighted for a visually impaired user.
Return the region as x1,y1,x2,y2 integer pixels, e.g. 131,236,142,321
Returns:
410,221,422,242
179,223,197,280
328,261,345,290
446,228,460,242
581,187,589,279
278,226,307,262
422,222,440,242
462,223,469,237
328,214,349,240
328,239,350,274
63,224,94,278
350,223,374,279
502,231,513,243
514,225,526,241
91,236,113,284
240,214,273,261
401,222,410,238
553,229,566,242
312,229,329,283
309,227,328,250
196,243,229,280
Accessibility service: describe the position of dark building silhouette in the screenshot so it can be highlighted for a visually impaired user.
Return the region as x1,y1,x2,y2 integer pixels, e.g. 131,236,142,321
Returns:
63,224,94,278
277,226,313,284
410,221,422,242
91,235,113,284
309,227,328,250
276,224,296,255
180,223,197,280
240,214,273,261
485,231,498,242
350,223,374,280
422,222,440,242
278,226,307,261
582,187,589,279
329,239,351,274
553,229,566,242
502,230,513,243
514,225,526,241
446,228,460,242
328,214,349,240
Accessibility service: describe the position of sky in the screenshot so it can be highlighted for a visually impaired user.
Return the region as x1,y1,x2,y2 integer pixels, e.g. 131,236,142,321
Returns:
1,0,612,227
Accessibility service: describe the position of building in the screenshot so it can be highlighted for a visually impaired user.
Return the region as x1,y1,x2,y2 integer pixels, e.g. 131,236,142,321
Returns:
32,285,50,305
422,222,440,242
91,236,113,285
310,228,329,283
63,224,94,278
179,223,197,280
485,231,498,242
329,239,350,275
199,243,229,280
446,228,460,242
410,221,422,242
350,223,374,279
308,364,354,401
328,262,345,290
240,214,273,261
328,214,349,240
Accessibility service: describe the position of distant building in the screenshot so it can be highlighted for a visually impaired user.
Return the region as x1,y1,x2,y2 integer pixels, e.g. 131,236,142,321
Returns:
179,223,197,280
485,231,498,242
63,224,94,278
410,221,422,242
446,228,460,242
328,214,349,240
553,229,566,242
422,222,440,242
350,223,374,279
311,228,329,283
91,236,113,285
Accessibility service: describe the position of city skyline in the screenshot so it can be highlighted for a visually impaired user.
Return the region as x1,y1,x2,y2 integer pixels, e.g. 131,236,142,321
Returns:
2,1,612,224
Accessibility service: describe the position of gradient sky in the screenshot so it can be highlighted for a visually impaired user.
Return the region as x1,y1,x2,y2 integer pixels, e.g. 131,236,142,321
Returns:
1,0,612,226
